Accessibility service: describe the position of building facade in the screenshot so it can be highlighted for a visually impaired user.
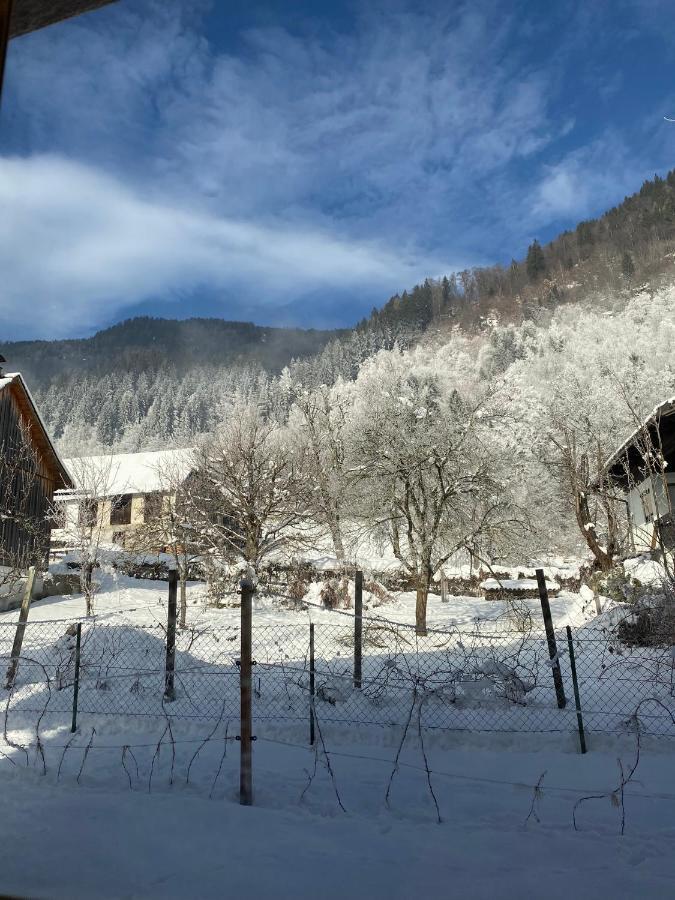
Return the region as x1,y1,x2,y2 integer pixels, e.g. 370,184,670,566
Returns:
53,448,193,551
603,398,675,553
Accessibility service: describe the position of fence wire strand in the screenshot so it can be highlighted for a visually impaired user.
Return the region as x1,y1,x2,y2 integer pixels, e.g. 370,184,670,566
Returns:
0,608,673,737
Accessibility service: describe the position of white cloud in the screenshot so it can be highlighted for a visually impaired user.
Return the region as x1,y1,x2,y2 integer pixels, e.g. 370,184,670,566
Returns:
529,137,647,224
0,155,450,338
5,2,563,234
7,0,663,335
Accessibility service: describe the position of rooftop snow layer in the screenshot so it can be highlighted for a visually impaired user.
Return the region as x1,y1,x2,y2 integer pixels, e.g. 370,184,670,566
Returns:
62,448,194,497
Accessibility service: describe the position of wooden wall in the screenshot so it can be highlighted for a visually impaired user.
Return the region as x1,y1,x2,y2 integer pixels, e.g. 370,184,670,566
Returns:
0,386,56,568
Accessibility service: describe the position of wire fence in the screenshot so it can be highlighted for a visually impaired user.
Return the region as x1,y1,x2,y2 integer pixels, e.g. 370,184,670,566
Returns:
2,605,675,738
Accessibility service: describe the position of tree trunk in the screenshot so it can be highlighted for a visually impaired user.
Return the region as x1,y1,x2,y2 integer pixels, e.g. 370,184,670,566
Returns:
415,568,431,636
83,561,94,616
575,490,613,571
179,576,187,629
329,521,346,567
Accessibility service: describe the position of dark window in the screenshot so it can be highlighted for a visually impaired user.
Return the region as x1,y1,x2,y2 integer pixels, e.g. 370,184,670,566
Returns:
110,494,133,526
144,491,164,523
78,498,98,527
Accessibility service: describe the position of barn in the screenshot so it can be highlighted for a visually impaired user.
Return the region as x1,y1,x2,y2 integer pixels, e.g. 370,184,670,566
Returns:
0,366,73,597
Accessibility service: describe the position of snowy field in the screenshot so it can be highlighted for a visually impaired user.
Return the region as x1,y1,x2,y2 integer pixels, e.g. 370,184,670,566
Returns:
0,565,671,737
2,721,675,898
0,570,675,897
0,570,609,732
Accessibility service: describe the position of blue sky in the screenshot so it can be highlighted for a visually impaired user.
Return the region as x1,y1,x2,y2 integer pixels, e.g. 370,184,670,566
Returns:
2,0,675,339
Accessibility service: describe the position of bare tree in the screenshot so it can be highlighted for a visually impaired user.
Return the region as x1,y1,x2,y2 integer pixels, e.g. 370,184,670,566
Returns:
350,366,522,634
56,454,122,615
187,403,311,592
287,381,351,564
544,428,620,571
125,452,197,628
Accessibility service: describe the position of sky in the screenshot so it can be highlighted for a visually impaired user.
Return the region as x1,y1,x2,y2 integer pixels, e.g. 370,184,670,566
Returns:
2,0,675,340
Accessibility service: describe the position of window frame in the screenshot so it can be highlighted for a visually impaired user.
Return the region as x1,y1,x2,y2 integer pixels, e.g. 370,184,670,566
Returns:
110,493,133,526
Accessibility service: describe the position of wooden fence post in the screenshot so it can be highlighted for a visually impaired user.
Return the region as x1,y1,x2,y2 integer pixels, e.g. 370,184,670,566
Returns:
354,570,363,689
309,622,315,746
163,569,177,701
566,626,587,754
441,574,449,603
71,622,82,733
536,568,567,709
5,566,36,690
239,577,255,806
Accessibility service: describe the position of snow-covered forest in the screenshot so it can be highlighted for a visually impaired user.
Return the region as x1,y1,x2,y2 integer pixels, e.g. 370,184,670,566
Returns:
44,285,675,592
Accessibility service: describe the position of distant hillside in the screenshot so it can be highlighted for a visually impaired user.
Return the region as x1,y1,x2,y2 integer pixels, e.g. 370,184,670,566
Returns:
2,317,343,388
360,167,675,335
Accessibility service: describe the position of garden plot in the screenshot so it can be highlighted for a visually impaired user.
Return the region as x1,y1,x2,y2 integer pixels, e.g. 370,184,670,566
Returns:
0,569,673,737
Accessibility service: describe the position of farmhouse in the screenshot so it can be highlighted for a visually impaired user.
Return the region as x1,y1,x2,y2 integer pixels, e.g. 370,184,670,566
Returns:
0,366,73,584
53,448,193,550
603,397,675,552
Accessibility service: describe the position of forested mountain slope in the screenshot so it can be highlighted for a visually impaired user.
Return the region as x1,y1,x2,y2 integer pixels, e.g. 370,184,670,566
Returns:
4,317,342,386
362,167,675,335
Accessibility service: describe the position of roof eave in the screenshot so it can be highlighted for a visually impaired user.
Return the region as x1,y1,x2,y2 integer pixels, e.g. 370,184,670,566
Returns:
0,373,74,489
9,0,119,39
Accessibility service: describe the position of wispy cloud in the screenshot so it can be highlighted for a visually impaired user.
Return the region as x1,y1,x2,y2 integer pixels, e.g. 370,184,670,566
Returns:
0,155,449,338
2,0,674,337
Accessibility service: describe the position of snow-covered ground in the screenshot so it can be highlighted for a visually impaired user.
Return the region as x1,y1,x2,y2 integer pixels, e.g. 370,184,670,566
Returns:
0,571,674,897
10,567,595,632
1,719,675,899
0,568,663,737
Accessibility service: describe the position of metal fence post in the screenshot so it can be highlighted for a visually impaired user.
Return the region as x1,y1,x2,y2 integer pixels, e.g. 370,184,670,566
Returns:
536,568,566,709
566,625,587,754
5,566,36,690
71,622,82,733
354,570,363,689
164,569,177,701
309,622,315,746
239,577,255,806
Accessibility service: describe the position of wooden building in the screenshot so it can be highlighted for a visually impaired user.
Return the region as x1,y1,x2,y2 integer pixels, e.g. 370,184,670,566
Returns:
0,369,73,572
603,397,675,552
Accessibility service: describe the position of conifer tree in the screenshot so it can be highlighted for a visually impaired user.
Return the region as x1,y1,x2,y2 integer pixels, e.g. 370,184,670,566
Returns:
526,240,547,281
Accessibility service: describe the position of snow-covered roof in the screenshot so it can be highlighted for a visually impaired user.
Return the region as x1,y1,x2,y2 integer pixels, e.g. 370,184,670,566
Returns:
602,395,675,480
62,449,194,497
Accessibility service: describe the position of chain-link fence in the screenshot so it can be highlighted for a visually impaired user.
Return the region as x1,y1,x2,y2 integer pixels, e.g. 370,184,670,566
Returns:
1,606,675,739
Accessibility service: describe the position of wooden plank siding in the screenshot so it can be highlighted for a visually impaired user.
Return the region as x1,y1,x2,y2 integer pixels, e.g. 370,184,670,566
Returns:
0,378,72,569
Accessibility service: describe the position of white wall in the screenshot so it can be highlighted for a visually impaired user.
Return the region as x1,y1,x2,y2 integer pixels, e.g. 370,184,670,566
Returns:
627,473,675,551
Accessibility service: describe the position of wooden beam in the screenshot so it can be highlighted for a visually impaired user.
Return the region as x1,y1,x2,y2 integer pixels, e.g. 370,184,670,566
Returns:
0,0,13,102
9,0,118,39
